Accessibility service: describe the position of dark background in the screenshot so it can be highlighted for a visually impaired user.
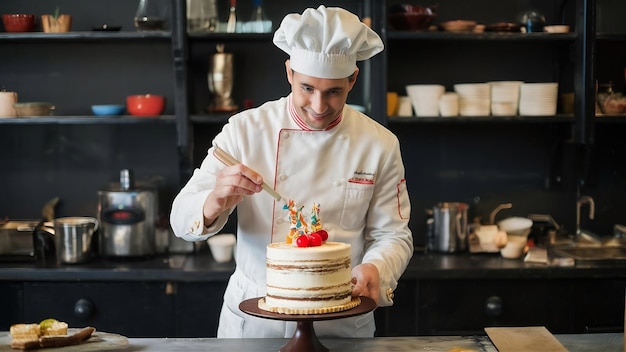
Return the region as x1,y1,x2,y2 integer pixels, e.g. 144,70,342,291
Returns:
1,0,625,248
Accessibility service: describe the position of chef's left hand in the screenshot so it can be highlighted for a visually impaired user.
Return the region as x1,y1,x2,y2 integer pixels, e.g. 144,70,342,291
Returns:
351,263,380,306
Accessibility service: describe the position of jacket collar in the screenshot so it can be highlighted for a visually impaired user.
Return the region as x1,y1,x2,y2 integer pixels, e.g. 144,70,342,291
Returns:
288,94,342,131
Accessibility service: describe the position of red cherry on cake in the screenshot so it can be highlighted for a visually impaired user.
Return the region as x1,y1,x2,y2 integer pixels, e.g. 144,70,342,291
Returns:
296,235,310,248
316,230,329,242
309,233,323,246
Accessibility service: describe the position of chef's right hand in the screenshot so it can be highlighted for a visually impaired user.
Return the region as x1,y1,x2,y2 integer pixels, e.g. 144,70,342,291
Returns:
203,163,263,226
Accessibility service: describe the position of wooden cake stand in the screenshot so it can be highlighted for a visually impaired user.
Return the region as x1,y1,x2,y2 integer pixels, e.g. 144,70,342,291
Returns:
239,296,376,352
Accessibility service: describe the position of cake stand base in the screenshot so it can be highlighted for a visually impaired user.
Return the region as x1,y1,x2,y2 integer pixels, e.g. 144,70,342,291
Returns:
281,321,328,352
239,296,376,352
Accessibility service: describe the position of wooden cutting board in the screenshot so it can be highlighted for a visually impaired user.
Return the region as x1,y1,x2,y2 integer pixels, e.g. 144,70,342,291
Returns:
485,326,568,352
0,329,128,352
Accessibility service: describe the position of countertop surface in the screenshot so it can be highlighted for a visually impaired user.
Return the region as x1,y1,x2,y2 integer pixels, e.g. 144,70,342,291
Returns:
0,332,622,352
127,333,623,352
2,248,626,282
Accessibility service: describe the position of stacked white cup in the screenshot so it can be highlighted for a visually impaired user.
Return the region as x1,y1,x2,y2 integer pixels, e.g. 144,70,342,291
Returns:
397,96,413,117
519,83,559,116
406,84,445,117
439,92,459,117
489,81,523,116
454,83,491,116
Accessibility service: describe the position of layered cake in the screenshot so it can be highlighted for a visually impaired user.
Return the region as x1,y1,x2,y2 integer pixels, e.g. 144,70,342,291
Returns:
259,201,360,314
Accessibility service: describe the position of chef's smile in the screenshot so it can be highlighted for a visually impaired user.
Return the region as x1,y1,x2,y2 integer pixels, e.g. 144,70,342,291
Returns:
286,60,358,130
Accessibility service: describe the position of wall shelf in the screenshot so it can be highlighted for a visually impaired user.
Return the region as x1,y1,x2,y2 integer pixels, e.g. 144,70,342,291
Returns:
0,116,176,124
190,114,232,124
187,33,273,42
386,31,577,42
0,31,171,42
388,115,575,124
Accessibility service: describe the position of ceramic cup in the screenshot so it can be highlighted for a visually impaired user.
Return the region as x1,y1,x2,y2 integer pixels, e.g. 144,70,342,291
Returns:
397,96,413,117
0,91,18,117
207,233,236,263
387,92,399,116
439,92,459,117
500,242,525,259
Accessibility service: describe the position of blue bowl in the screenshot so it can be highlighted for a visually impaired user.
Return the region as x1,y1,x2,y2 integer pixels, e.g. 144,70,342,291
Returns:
91,104,125,116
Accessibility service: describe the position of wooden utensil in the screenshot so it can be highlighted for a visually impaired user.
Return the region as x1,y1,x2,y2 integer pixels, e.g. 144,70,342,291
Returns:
212,144,284,202
10,326,96,350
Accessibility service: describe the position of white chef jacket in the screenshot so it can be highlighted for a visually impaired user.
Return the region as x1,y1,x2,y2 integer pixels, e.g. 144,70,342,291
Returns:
170,94,413,338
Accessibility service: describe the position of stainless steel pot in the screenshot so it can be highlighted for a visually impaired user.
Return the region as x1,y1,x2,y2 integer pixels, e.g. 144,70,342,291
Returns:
0,220,39,256
98,169,157,257
429,202,469,253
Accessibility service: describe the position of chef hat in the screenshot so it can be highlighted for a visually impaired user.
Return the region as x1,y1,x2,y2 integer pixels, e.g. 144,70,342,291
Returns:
273,5,384,79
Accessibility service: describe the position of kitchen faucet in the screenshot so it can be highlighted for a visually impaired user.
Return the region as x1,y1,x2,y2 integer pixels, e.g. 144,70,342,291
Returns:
575,195,601,244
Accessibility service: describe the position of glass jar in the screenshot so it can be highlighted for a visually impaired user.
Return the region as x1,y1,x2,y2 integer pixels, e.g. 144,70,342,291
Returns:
186,0,218,33
135,0,170,31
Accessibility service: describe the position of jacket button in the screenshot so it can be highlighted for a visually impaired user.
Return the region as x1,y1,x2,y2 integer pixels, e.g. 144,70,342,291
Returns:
386,288,394,301
281,132,290,139
279,174,287,181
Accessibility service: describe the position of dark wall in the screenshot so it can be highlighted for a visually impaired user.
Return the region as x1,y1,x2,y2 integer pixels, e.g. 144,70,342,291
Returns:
0,123,179,220
1,0,625,247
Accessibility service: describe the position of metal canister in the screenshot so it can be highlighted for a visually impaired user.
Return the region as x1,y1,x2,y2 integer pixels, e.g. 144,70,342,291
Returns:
431,202,469,253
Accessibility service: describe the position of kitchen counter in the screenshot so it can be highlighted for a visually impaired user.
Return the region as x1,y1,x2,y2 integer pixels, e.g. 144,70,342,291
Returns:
1,249,625,338
0,331,624,352
0,332,622,351
126,334,623,351
1,249,626,282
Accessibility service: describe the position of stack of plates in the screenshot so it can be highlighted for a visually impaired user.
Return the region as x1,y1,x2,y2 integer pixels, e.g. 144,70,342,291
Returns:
454,83,491,116
519,83,558,116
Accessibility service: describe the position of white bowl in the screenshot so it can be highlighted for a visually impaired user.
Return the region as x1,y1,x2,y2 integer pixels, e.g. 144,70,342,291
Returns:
406,84,445,97
498,217,533,237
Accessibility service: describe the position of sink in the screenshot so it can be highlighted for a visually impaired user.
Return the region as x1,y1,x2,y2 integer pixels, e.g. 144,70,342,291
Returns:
552,246,626,262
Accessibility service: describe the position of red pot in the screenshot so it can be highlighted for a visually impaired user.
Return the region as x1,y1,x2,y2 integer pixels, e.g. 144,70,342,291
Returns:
126,94,165,116
2,14,36,33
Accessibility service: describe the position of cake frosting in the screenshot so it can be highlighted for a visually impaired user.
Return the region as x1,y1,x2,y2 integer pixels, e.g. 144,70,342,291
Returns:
264,241,354,313
259,200,359,314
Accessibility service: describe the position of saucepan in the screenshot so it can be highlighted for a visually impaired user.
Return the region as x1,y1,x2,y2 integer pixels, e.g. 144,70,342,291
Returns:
53,217,99,264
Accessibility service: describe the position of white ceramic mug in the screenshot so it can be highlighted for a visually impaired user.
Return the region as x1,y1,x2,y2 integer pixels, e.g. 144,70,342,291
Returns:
397,96,413,117
207,233,236,263
0,91,18,117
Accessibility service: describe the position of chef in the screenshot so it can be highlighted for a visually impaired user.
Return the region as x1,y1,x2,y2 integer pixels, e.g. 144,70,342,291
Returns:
170,5,413,338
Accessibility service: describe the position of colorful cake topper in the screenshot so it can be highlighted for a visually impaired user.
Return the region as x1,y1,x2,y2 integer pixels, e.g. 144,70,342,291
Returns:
283,200,328,247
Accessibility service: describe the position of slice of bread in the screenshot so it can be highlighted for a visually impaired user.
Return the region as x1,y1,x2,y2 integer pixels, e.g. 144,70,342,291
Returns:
9,323,41,350
9,323,40,339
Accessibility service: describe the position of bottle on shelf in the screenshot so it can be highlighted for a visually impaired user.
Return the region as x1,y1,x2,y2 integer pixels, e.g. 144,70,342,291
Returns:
226,0,237,33
247,0,271,33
